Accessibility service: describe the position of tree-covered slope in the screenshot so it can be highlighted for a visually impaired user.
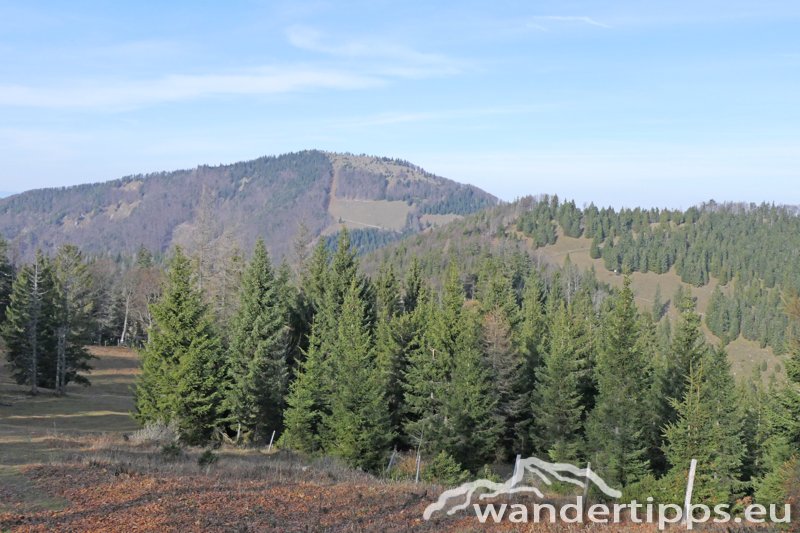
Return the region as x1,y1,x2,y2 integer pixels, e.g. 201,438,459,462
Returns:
0,151,497,262
365,196,800,379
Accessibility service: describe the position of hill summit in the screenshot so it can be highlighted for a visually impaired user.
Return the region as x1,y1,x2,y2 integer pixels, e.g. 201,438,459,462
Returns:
0,150,497,260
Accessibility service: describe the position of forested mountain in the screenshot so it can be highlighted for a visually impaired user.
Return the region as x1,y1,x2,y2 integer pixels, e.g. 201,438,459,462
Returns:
0,151,497,262
365,196,800,380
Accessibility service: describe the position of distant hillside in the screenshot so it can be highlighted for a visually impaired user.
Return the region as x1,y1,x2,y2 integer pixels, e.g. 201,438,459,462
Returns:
365,197,800,382
0,150,497,261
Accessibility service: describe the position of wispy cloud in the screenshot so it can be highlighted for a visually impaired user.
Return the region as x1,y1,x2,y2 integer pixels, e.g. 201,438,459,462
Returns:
0,26,463,110
527,15,611,31
333,105,551,128
286,25,465,77
0,67,383,110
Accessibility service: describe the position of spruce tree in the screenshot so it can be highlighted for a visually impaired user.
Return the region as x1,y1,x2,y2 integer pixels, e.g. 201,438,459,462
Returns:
476,259,524,459
531,302,588,463
656,297,709,429
513,268,546,453
702,346,746,488
403,257,424,314
284,231,368,451
589,236,601,260
226,239,289,443
443,307,500,471
281,345,326,453
373,262,407,444
775,295,800,448
135,247,225,444
662,360,744,504
0,236,13,324
2,252,57,394
403,264,464,455
586,277,651,487
52,245,94,394
652,283,664,320
403,293,451,454
481,308,521,460
299,239,329,320
323,279,391,471
738,374,773,484
756,294,800,503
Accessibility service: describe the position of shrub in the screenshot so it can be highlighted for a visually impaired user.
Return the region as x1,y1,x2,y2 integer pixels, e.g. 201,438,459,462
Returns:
161,442,184,461
479,464,500,483
198,449,218,467
423,451,470,486
130,421,179,446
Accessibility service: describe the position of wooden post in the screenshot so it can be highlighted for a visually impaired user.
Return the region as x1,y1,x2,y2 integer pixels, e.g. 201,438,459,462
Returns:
386,448,398,473
267,430,276,452
683,459,697,527
414,432,423,484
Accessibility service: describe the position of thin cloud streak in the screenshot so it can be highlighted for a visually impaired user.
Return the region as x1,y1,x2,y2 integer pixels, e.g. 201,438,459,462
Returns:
332,105,553,128
529,15,612,30
0,67,383,110
286,25,466,76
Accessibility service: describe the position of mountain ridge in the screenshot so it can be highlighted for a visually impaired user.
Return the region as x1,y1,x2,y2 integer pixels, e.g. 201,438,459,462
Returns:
0,150,498,261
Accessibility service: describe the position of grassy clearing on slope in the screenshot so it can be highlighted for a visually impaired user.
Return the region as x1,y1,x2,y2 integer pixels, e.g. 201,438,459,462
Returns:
527,229,782,382
327,198,412,232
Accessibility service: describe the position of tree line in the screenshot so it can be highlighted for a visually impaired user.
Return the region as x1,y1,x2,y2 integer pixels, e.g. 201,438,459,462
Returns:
127,229,798,508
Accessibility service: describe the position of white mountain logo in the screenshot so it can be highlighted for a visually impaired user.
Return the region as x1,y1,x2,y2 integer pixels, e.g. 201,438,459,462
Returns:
423,456,622,520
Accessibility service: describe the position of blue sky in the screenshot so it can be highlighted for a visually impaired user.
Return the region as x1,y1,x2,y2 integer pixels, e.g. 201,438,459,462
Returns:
1,1,799,207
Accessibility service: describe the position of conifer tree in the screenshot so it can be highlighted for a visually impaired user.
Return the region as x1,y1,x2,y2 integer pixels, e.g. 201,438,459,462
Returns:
571,289,598,414
476,259,524,459
374,262,401,319
323,279,391,471
284,230,369,452
775,295,800,447
652,283,664,320
403,264,463,455
226,239,289,443
656,297,709,430
403,293,452,454
281,288,333,453
481,308,519,457
738,373,773,484
756,294,800,503
329,229,363,309
702,345,746,484
403,257,424,314
0,236,13,324
531,302,588,463
662,360,744,504
300,239,329,316
589,235,601,260
52,245,94,394
586,277,651,487
443,307,500,471
373,262,407,444
136,247,225,444
2,252,57,394
513,268,547,453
